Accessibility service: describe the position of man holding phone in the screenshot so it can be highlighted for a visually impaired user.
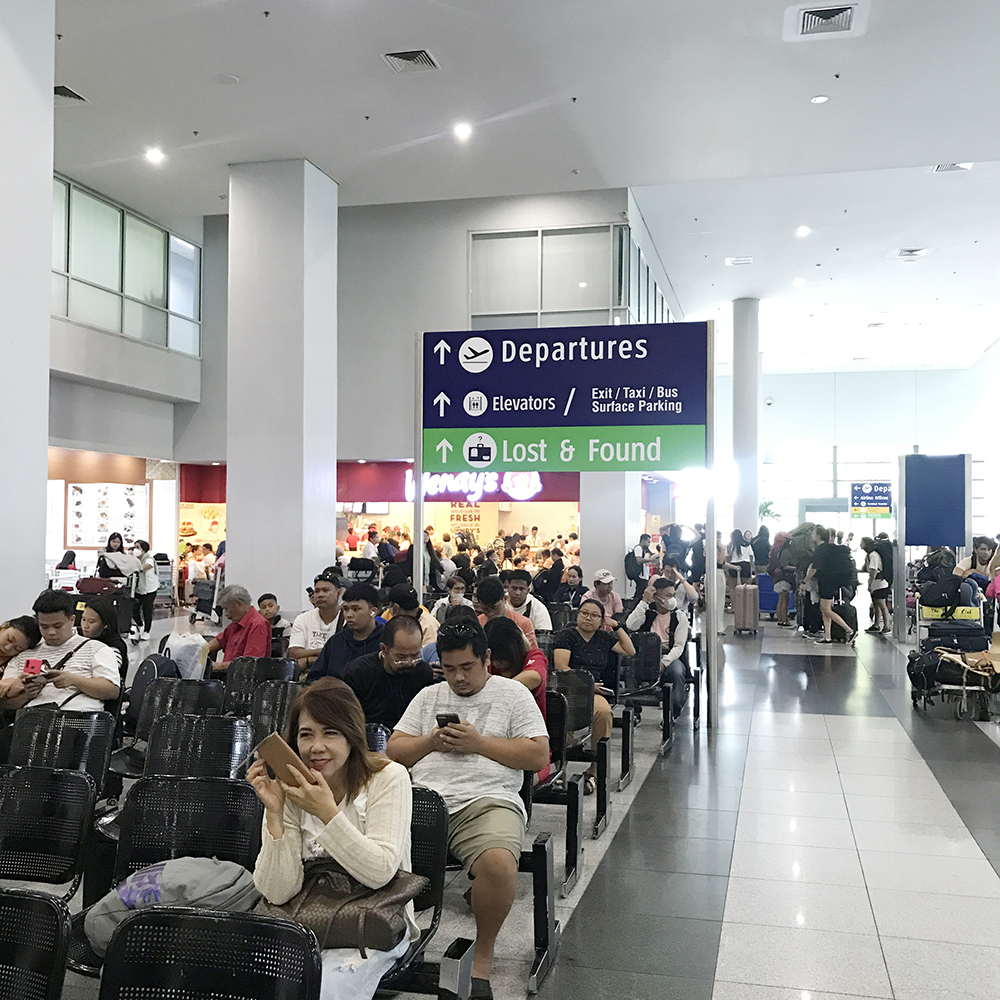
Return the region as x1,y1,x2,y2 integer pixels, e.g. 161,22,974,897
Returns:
0,590,120,711
388,622,548,1000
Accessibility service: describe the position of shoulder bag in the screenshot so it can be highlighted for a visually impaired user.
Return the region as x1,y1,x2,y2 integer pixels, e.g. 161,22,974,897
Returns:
255,858,427,957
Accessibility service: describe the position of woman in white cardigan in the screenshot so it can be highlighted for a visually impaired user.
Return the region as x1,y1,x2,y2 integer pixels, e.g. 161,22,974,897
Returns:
248,677,416,1000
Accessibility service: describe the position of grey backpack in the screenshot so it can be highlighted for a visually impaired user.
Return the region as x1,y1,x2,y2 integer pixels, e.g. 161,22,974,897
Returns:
84,857,261,957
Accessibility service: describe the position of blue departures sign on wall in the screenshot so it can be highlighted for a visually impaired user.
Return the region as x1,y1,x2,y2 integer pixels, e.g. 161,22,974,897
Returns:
422,323,709,473
850,482,892,518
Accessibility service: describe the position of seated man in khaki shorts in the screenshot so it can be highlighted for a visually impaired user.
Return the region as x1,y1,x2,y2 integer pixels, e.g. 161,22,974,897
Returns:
389,622,549,1000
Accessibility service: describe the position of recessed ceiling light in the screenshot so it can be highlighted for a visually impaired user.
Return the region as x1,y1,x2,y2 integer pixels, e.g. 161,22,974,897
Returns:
211,462,221,466
214,74,240,85
792,277,806,288
796,225,811,237
810,95,829,104
357,459,367,464
145,147,165,164
578,282,587,288
453,122,471,140
725,256,753,266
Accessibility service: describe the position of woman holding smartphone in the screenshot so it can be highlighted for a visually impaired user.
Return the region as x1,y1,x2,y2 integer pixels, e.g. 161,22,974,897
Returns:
248,678,416,1000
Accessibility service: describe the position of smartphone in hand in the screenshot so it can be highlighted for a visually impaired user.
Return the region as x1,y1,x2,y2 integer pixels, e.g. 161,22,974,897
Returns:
436,713,461,729
254,733,319,785
23,659,44,676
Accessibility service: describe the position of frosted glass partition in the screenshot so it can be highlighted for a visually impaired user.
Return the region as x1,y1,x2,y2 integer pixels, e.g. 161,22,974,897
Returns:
169,314,200,356
168,236,201,320
51,176,202,356
69,190,122,290
124,215,167,306
471,312,538,330
470,223,669,330
471,232,538,314
541,227,610,311
123,299,168,346
52,179,68,271
69,279,120,332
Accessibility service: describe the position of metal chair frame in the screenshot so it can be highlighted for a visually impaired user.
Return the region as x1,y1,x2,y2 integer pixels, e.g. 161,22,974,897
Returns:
0,887,72,1000
250,679,302,746
223,658,297,717
145,715,255,779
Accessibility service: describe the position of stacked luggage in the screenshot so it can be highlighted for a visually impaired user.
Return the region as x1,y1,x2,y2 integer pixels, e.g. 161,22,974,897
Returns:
907,643,1000,719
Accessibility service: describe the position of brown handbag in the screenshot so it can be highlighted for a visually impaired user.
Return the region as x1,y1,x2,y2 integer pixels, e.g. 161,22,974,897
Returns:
255,859,427,958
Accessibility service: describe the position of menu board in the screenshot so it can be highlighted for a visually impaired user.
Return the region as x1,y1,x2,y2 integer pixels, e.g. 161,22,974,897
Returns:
66,483,149,549
179,502,226,546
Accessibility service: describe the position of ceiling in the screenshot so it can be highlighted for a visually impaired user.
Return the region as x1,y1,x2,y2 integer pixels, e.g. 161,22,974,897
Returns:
52,0,1000,371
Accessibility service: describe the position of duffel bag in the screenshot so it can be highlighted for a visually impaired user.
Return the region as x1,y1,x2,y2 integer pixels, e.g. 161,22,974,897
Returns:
922,621,989,654
84,857,260,957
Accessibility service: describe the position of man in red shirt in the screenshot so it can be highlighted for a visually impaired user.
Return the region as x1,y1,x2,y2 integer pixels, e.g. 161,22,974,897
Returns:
203,585,272,672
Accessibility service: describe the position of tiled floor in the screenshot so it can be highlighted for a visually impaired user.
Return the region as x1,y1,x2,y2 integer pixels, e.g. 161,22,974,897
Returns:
58,610,1000,999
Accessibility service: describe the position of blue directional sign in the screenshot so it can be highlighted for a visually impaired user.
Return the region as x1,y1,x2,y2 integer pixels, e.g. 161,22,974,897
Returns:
422,322,709,472
851,481,892,518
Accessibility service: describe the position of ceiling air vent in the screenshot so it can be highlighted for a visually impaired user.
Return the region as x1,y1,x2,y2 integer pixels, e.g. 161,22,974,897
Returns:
800,5,854,34
725,256,753,266
54,85,87,105
934,162,973,172
783,2,869,41
896,248,929,259
382,50,440,73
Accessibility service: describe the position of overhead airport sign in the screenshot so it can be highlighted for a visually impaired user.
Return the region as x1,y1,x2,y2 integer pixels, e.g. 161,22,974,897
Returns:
421,323,709,473
851,481,892,518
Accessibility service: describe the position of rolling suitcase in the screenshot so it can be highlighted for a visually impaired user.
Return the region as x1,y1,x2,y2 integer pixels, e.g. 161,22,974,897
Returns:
800,591,823,634
830,593,858,642
733,583,759,634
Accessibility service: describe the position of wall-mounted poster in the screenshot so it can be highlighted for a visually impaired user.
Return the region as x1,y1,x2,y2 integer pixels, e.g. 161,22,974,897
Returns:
66,483,149,549
179,502,227,547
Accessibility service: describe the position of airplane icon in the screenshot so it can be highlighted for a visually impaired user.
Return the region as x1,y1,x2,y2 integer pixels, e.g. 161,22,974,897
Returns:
458,337,494,373
463,346,489,360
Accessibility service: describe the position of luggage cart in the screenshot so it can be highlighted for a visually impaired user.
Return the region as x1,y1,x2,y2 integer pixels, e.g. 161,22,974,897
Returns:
915,599,983,649
189,575,221,627
911,649,995,721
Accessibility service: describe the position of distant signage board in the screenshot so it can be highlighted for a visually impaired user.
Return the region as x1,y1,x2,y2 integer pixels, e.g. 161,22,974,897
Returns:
421,323,709,473
850,481,892,518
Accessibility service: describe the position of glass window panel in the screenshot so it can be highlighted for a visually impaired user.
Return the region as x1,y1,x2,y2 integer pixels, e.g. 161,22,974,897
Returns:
168,236,201,320
628,238,640,315
540,310,610,327
52,179,68,271
69,190,121,290
69,279,120,331
471,313,537,330
51,272,68,316
123,299,168,346
638,261,649,324
168,314,200,356
470,232,538,314
541,227,610,311
124,215,167,306
612,226,629,307
612,307,630,326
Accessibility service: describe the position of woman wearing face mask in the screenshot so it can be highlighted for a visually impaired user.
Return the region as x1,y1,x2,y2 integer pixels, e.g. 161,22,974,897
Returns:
80,595,129,682
248,678,416,1000
625,579,692,722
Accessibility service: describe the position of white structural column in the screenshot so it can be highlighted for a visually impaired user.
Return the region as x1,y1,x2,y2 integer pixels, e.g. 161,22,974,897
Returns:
579,472,643,595
227,160,339,612
0,3,54,612
732,297,760,533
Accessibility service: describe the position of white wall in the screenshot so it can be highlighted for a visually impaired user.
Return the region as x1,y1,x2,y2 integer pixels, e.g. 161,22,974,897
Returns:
174,214,228,462
1,2,55,611
49,377,175,459
338,189,628,460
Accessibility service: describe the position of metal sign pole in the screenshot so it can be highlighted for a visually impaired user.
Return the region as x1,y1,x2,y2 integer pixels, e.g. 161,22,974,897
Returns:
413,332,425,597
892,455,906,642
704,321,719,730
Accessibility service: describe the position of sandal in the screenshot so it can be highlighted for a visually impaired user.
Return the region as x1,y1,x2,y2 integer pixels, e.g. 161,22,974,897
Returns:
583,775,596,796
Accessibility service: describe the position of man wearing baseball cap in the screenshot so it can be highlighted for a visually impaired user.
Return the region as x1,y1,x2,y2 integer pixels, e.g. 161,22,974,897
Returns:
583,569,624,624
287,569,346,674
386,582,439,646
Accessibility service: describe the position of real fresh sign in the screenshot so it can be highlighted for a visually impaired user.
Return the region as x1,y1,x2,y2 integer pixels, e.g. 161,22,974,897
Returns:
422,323,709,473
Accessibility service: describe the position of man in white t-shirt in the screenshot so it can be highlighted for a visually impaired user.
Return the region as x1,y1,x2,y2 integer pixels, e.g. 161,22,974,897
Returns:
389,621,548,997
288,570,346,674
0,590,120,712
361,531,380,563
505,570,552,631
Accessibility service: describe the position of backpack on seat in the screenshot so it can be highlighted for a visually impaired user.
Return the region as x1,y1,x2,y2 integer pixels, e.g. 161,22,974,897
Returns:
123,654,179,737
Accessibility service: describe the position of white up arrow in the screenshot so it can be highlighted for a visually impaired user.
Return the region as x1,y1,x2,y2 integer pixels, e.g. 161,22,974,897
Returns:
433,391,451,417
434,340,451,365
436,439,453,462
